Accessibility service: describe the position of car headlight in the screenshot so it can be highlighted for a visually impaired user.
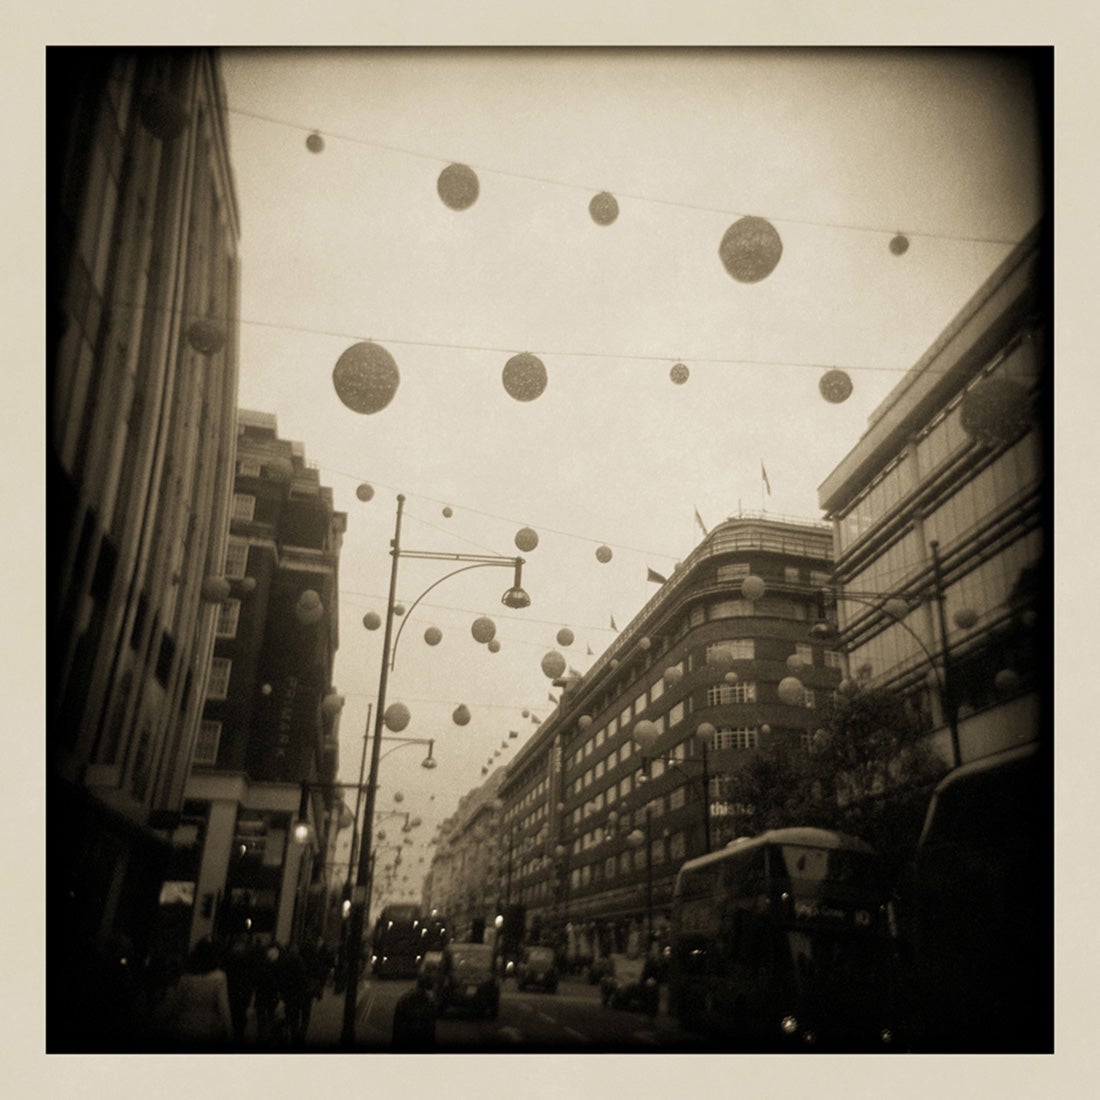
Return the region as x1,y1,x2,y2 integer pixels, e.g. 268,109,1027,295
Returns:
880,1028,894,1045
780,1015,799,1036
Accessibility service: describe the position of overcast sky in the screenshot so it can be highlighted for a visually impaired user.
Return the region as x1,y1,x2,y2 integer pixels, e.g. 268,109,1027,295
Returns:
219,47,1043,896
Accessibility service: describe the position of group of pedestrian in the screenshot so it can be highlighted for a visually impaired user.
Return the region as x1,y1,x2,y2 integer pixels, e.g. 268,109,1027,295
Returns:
148,936,331,1050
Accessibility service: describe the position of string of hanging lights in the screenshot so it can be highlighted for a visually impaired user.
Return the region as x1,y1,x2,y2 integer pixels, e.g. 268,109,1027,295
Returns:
226,102,1022,247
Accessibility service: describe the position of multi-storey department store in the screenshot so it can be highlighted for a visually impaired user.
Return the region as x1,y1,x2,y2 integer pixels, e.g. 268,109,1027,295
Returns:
818,223,1046,769
426,515,840,955
49,48,240,1040
180,412,347,952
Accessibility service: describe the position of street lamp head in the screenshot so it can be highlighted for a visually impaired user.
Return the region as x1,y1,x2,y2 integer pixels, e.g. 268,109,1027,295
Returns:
501,558,531,608
626,828,646,849
809,619,835,641
501,585,531,609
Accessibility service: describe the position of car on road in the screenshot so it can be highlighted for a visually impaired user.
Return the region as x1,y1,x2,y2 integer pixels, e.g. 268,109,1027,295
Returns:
515,946,559,993
435,942,500,1019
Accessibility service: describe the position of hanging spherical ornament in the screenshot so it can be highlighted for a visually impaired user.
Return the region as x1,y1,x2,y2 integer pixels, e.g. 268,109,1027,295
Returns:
670,363,690,386
201,576,231,604
306,131,324,154
452,704,471,726
394,603,406,617
777,676,805,706
521,709,530,718
889,233,910,256
819,369,853,405
610,658,619,669
708,646,734,670
953,608,980,630
838,678,858,696
383,702,411,732
786,654,804,673
633,719,660,751
139,92,189,140
363,611,382,631
239,576,257,594
487,639,501,653
502,353,547,402
760,724,771,735
960,378,1032,448
332,341,400,415
321,693,344,717
588,191,620,225
541,650,567,679
295,589,324,626
578,715,593,731
595,544,613,564
741,575,766,601
424,626,443,646
356,482,375,502
394,791,405,803
260,683,273,696
663,666,684,687
442,506,453,518
437,163,480,210
724,671,739,684
718,216,783,283
556,627,574,647
471,616,497,644
187,319,226,356
515,527,539,552
696,721,717,743
994,668,1021,695
639,637,651,651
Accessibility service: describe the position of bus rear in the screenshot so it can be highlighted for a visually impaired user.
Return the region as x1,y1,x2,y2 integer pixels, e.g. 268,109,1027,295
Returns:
670,827,899,1050
372,904,425,979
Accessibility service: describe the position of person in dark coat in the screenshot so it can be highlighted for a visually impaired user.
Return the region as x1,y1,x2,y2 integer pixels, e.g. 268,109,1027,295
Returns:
280,943,313,1045
222,935,257,1044
253,942,285,1046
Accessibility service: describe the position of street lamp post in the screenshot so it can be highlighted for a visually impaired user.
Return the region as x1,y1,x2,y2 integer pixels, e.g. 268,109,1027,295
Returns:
343,493,532,1046
632,720,713,856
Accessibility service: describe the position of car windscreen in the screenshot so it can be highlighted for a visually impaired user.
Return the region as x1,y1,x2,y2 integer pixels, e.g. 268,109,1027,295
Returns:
450,947,493,975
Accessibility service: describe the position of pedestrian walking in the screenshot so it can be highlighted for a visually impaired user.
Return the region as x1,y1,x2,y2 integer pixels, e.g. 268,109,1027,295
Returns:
253,941,287,1046
280,943,313,1045
151,938,233,1049
222,934,257,1044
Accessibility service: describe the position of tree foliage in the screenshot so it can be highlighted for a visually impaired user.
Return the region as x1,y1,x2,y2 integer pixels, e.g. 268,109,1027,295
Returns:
724,687,948,869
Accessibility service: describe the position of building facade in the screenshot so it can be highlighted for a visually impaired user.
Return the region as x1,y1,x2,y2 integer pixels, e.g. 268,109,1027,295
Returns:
49,48,240,1044
817,223,1047,769
180,411,347,951
427,515,839,957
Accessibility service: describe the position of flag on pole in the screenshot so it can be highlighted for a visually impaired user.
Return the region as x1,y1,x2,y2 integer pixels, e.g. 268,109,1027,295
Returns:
610,614,618,632
548,692,558,706
586,643,594,656
530,713,541,724
693,507,708,537
761,462,772,496
647,567,667,584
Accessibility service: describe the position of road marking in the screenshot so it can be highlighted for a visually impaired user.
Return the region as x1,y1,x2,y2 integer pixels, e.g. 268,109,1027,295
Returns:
496,1026,525,1044
536,1011,556,1024
632,1030,659,1045
563,1027,589,1043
